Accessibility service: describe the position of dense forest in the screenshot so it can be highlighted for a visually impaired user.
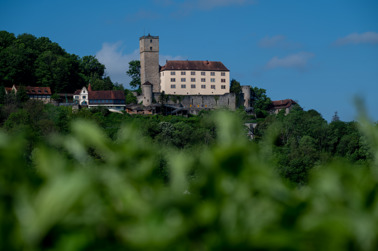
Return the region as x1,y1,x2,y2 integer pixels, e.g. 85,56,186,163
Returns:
1,31,378,250
0,30,121,93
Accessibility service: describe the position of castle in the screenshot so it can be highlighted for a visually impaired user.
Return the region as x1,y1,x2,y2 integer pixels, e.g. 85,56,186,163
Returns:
136,34,251,114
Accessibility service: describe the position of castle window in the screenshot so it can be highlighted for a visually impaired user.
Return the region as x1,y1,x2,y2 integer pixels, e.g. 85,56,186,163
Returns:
191,78,195,82
150,47,152,50
191,84,196,88
201,72,206,76
171,84,176,89
221,85,226,89
221,79,226,82
181,72,186,75
210,72,215,76
181,84,186,88
201,78,206,82
171,72,176,75
201,85,206,89
150,39,152,43
221,72,226,76
211,85,216,89
171,78,176,82
211,78,215,82
191,72,195,75
181,78,186,82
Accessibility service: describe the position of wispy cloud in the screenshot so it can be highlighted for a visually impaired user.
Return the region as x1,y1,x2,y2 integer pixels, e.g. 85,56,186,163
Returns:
259,35,301,49
96,42,139,85
96,42,182,87
334,31,378,46
265,52,314,71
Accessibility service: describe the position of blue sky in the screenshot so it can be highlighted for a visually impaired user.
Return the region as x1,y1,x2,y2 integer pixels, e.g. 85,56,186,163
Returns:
1,0,377,121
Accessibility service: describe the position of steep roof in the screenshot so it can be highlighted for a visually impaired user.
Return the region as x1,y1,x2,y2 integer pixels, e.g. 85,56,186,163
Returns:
74,90,81,95
16,86,52,95
272,99,297,109
88,90,125,100
161,60,229,72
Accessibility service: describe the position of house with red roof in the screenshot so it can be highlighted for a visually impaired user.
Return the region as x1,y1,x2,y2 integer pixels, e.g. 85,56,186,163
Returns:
270,99,297,115
160,60,230,96
73,84,125,111
5,85,52,104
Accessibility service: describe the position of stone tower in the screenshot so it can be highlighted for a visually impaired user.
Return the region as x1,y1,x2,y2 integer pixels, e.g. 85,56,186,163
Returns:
142,81,153,106
241,86,251,108
140,34,160,93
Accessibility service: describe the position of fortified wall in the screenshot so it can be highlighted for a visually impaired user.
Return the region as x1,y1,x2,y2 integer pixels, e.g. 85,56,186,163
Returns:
165,93,237,110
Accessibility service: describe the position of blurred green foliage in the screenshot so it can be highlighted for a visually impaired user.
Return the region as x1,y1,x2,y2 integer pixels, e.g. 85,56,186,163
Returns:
255,105,372,184
1,111,378,250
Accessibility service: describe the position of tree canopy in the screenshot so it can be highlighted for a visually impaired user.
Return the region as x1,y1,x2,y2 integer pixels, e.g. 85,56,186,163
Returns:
126,60,141,90
0,31,110,93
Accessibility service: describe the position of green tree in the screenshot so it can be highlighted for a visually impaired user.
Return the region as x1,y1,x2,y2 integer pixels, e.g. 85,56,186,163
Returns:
230,79,241,94
16,86,29,104
250,86,272,118
126,60,141,90
125,89,137,104
0,85,5,104
90,76,114,91
0,30,16,49
79,55,105,83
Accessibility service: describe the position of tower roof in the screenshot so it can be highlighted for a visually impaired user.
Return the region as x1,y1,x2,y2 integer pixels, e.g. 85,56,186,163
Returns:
161,60,229,72
140,34,159,40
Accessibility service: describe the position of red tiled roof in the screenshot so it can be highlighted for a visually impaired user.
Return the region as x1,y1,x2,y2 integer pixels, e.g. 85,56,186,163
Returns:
5,87,12,93
74,89,81,95
161,60,229,72
15,86,52,95
88,90,125,100
272,99,297,109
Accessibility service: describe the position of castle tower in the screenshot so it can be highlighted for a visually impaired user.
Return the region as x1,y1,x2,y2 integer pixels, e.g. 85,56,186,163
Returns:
241,86,251,108
140,34,160,93
142,81,153,106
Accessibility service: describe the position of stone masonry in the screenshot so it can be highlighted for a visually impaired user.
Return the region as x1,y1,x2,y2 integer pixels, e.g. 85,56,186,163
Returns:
140,34,160,93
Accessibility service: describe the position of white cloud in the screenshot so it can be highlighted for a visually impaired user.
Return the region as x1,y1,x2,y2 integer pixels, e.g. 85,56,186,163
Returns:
96,42,182,87
334,32,378,46
96,42,139,86
265,52,314,71
259,35,302,49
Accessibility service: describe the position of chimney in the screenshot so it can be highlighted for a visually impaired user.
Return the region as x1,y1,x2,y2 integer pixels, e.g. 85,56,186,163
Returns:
88,83,92,92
